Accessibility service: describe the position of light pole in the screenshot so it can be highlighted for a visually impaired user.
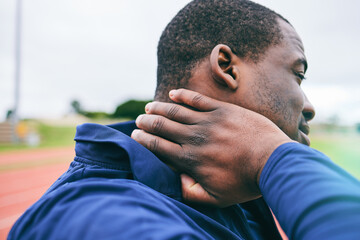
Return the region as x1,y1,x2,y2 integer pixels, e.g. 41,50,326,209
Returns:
12,0,22,143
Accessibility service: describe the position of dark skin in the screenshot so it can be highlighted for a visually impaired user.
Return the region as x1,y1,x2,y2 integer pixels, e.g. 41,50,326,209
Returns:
132,89,293,206
131,19,315,206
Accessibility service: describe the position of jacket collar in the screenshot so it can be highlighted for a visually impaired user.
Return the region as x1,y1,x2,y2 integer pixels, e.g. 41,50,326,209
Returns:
74,121,182,201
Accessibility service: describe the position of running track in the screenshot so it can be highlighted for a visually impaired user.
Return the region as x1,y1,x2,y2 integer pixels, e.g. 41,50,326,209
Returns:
0,147,74,239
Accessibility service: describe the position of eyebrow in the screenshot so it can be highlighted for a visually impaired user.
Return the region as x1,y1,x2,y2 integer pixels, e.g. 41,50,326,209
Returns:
294,58,308,73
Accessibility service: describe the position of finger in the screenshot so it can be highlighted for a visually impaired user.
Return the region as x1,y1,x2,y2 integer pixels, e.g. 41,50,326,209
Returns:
131,129,186,171
145,101,200,124
169,89,221,112
180,174,219,206
135,114,193,144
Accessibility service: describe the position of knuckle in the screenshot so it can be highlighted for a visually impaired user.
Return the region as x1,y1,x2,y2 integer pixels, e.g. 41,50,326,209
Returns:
187,131,207,146
148,137,159,152
167,105,180,119
151,117,164,133
181,148,199,170
213,109,225,121
208,107,226,123
191,94,204,106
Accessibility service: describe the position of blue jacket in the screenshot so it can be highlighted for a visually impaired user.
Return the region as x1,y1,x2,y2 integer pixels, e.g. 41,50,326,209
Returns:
8,121,281,240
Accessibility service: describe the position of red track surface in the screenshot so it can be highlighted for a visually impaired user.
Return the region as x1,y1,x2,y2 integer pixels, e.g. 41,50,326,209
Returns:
0,147,74,240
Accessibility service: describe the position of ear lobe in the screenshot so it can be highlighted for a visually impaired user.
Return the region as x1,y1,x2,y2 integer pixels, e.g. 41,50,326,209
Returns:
210,44,239,91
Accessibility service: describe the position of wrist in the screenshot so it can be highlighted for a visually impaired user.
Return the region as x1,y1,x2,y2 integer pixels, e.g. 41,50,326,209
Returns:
255,138,294,187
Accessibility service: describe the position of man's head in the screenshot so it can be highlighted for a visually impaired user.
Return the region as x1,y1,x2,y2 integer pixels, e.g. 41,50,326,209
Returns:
155,0,315,145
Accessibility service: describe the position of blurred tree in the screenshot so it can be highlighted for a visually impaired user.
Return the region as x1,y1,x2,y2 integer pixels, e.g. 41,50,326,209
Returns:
6,109,13,120
69,99,151,120
71,100,83,114
83,111,110,119
112,100,152,120
70,100,110,119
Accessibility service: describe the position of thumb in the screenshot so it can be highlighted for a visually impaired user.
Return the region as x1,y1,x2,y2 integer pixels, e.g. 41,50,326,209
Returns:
169,89,219,112
180,174,218,205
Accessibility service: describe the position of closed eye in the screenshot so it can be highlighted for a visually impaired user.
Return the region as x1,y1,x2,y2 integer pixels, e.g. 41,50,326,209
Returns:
295,72,306,80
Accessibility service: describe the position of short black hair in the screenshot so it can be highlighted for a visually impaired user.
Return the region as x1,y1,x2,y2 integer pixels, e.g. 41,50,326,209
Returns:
155,0,289,101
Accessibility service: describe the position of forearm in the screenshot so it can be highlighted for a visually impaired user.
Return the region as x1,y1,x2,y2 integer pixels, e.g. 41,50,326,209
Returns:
259,142,360,239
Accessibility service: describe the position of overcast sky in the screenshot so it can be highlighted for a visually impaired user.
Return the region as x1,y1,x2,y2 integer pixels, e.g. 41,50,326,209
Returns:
1,0,359,124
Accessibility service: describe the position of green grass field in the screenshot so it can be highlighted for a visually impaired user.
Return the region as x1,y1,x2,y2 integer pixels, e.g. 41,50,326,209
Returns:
0,118,127,152
0,122,76,152
310,132,360,179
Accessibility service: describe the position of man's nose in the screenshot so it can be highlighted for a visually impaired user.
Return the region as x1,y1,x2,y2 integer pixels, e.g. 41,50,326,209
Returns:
303,93,315,122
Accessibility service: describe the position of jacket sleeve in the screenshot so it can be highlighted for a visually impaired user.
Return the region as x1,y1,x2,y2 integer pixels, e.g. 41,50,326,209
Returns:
259,142,360,240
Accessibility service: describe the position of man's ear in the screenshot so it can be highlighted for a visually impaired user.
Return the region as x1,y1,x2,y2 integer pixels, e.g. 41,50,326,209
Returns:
210,44,239,91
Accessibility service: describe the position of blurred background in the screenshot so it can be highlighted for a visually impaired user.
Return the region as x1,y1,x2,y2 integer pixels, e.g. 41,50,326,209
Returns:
0,0,359,238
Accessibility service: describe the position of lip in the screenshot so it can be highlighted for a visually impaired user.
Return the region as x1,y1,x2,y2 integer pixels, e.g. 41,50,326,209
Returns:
299,130,310,146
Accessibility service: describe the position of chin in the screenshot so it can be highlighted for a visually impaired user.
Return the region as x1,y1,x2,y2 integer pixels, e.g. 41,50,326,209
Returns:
288,130,310,146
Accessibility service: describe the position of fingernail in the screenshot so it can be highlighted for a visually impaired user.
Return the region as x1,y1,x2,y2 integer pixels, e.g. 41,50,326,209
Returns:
135,114,144,126
145,102,152,113
169,89,177,98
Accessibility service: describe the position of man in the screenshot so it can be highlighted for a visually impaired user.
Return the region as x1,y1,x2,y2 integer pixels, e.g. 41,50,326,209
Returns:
134,0,314,211
9,0,358,239
132,0,360,237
